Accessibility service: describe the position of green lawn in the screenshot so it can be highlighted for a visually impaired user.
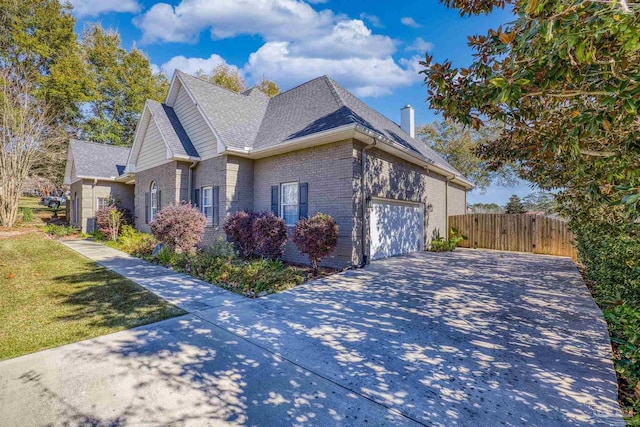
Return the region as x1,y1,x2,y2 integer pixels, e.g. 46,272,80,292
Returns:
14,196,64,227
0,232,185,360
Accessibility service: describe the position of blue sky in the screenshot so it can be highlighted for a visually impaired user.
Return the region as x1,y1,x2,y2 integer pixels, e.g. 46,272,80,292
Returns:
69,0,532,205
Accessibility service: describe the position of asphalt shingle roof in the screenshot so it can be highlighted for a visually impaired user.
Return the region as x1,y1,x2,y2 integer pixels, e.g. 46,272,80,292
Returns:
69,139,130,179
147,99,199,158
177,73,464,178
177,72,269,150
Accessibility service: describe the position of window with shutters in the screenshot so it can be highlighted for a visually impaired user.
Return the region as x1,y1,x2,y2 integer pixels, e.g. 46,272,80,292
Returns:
281,182,299,226
150,181,158,221
201,186,212,225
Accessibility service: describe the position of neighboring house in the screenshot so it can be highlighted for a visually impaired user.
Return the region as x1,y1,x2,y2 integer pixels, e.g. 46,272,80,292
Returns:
65,71,473,267
63,140,134,233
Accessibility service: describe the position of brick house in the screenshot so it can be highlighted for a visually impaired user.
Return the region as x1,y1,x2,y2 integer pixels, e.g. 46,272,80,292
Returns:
64,140,134,233
65,71,473,267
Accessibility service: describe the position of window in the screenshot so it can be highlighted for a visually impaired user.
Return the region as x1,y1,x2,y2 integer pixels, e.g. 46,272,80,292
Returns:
96,197,109,211
150,181,158,221
202,186,212,225
281,182,299,226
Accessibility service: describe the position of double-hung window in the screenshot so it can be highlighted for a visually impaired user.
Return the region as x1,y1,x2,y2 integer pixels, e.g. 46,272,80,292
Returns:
96,197,109,211
281,182,299,226
202,186,213,225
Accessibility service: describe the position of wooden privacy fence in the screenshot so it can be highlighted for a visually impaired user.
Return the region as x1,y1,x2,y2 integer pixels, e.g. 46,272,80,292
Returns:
449,214,577,260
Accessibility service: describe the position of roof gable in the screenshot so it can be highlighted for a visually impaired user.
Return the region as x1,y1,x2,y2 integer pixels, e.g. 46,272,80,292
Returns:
67,139,130,181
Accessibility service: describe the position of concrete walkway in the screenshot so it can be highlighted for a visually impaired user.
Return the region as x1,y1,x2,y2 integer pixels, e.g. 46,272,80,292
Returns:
62,239,244,312
0,244,623,426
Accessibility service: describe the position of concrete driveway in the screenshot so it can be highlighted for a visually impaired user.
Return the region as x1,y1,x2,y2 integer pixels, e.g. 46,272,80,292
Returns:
0,250,622,426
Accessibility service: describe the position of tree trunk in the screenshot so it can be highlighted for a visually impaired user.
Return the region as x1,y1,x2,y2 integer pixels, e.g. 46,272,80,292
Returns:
0,178,20,227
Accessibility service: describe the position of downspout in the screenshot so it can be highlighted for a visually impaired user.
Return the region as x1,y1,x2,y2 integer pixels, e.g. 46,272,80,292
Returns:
188,161,199,203
445,175,455,237
92,178,97,232
360,139,377,267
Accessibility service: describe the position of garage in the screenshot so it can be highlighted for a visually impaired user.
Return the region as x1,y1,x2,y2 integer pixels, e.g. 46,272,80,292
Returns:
369,198,425,260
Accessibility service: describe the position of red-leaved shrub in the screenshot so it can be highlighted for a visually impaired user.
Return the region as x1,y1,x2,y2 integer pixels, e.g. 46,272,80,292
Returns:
95,205,124,241
253,211,288,259
223,211,259,258
150,203,206,252
293,213,339,271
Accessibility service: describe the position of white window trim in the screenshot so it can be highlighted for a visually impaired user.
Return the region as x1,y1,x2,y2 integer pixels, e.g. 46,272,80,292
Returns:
280,182,299,226
150,182,158,221
201,186,213,225
96,197,109,212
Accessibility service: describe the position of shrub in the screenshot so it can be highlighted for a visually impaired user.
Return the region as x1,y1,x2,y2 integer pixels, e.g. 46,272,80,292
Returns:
429,228,466,252
223,211,259,258
150,203,206,252
253,211,288,260
203,237,237,260
185,252,304,297
293,213,338,272
43,224,76,237
156,246,179,267
95,205,124,241
19,207,34,223
116,225,156,257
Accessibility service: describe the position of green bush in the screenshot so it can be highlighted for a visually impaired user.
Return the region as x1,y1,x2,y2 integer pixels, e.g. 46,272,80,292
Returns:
203,237,237,260
114,226,157,257
88,229,106,240
558,198,640,418
604,304,640,420
185,251,304,297
429,228,466,252
43,224,76,237
19,207,34,223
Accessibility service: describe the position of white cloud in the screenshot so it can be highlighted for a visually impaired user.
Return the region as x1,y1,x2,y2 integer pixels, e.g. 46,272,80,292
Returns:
159,54,233,76
406,37,434,53
245,42,422,97
400,17,422,28
136,0,421,97
290,20,396,59
67,0,140,17
134,0,334,44
359,13,383,28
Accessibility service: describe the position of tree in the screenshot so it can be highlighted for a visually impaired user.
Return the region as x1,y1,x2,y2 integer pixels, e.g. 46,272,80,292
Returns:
522,191,555,213
469,203,503,214
196,64,245,93
420,0,640,215
0,67,65,227
195,65,280,97
417,120,518,191
80,24,168,146
0,0,91,125
504,195,526,214
256,76,280,97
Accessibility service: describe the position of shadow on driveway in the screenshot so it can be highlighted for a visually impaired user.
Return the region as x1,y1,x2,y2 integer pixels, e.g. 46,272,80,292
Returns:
0,249,623,426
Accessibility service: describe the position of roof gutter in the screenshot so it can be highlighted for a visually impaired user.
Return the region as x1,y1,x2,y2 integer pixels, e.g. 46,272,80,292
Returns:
222,124,473,190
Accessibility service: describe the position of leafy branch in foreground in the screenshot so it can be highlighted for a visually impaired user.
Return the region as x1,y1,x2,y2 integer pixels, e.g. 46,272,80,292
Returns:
421,0,640,215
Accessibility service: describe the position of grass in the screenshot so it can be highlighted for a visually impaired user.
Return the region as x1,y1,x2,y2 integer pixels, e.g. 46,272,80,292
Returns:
7,197,67,228
0,232,185,360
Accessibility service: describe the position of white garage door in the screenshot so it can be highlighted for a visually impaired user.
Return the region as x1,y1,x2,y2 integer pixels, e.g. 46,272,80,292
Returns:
370,198,425,260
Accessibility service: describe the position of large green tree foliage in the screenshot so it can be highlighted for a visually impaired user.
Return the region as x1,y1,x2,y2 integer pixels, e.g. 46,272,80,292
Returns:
80,24,168,146
417,120,518,191
0,0,91,124
421,0,640,214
